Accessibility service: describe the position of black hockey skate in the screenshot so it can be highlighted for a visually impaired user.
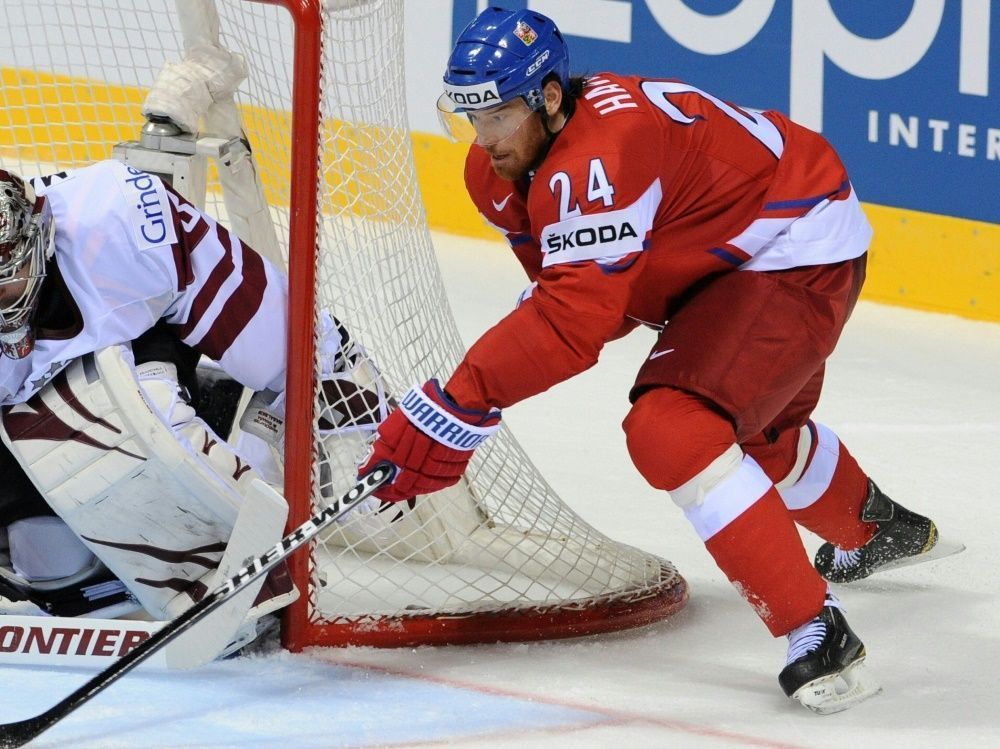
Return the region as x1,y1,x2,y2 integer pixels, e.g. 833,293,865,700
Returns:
779,598,881,714
814,480,939,584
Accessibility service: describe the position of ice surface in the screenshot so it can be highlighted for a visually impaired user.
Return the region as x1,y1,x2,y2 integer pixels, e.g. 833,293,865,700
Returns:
2,230,997,748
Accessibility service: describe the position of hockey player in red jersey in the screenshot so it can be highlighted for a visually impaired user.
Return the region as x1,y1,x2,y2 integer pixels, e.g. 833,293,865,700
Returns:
361,7,950,713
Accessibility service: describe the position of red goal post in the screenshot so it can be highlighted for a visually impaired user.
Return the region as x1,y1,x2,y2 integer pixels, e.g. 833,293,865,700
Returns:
0,0,688,651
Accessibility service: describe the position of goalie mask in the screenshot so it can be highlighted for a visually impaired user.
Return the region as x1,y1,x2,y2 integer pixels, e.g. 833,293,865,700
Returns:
0,170,55,359
437,7,570,145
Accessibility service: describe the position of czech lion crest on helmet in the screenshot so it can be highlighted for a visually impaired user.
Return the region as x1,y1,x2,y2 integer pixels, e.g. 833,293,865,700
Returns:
513,20,537,46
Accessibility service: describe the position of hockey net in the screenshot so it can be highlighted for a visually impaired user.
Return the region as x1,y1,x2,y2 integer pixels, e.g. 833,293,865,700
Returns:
0,0,687,649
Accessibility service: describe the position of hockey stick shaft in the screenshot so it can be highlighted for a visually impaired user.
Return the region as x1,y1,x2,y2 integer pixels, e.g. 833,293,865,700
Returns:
0,463,393,749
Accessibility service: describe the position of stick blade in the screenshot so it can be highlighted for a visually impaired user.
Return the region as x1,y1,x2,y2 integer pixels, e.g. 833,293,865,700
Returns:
0,714,52,749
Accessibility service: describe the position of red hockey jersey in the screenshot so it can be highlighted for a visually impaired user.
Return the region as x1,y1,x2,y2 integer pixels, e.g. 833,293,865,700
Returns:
446,74,872,411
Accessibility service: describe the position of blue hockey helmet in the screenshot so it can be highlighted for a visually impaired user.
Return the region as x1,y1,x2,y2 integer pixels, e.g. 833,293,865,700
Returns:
437,7,570,143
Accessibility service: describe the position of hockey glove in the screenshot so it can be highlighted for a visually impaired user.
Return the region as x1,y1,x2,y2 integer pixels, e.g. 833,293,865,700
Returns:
360,379,501,503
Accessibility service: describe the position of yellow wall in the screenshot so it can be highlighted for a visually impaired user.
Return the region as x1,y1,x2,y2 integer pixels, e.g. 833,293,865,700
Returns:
411,131,492,240
413,131,1000,324
7,67,995,324
862,204,999,321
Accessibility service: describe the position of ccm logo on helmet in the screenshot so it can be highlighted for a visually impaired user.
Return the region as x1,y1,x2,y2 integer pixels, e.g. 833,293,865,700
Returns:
526,50,550,77
545,221,639,253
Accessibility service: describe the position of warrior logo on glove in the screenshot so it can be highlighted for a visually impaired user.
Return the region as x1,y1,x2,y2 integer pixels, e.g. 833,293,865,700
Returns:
359,380,501,503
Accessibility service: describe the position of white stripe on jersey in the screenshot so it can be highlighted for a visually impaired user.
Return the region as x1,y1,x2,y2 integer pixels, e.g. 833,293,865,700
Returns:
737,188,872,271
539,179,661,268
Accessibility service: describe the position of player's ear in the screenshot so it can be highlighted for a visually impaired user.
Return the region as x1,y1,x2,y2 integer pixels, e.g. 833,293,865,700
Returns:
543,80,563,117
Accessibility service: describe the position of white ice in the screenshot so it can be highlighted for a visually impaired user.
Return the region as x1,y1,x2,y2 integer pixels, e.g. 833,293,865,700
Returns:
2,230,998,749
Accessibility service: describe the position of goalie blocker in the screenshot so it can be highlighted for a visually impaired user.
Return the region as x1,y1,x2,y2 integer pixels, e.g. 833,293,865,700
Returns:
0,344,296,652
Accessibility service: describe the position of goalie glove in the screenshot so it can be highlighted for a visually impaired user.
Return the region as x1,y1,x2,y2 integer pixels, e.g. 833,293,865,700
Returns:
239,314,390,444
359,380,501,503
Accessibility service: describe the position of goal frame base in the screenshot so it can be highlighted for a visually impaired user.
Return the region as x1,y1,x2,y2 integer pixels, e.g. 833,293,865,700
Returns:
282,566,688,649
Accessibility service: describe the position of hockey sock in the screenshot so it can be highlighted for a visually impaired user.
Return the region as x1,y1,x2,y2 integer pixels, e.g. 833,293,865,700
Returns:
623,388,827,635
778,424,875,550
704,486,828,636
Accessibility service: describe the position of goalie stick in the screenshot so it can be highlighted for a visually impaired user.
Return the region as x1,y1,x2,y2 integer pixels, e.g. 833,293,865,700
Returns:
0,463,393,749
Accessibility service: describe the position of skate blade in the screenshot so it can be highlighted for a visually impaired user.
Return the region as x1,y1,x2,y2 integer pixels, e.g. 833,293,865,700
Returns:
791,657,882,715
879,535,965,574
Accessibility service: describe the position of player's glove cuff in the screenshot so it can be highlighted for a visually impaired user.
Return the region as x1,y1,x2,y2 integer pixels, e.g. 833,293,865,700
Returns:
398,379,501,451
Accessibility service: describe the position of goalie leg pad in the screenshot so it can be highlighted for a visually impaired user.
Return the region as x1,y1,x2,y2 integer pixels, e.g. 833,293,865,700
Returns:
0,345,296,622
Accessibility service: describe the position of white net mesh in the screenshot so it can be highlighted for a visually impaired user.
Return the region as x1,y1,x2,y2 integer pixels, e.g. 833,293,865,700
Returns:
1,0,685,647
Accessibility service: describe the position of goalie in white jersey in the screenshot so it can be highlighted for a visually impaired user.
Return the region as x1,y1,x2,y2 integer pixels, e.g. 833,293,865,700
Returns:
0,162,388,656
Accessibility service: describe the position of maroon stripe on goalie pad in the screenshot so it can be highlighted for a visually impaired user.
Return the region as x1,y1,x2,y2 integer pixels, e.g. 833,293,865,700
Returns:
81,536,226,569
